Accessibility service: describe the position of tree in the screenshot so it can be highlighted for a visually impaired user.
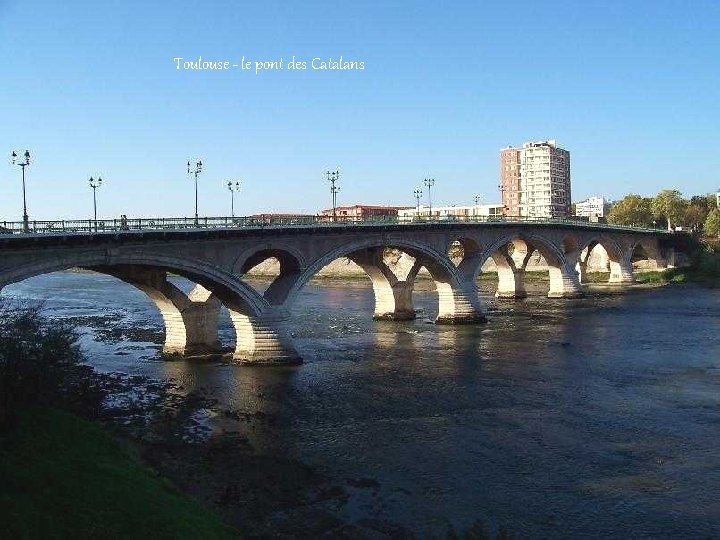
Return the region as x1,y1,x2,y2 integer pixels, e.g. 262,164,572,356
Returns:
651,189,687,230
690,194,717,212
607,194,654,227
705,209,720,238
0,304,105,427
684,204,710,231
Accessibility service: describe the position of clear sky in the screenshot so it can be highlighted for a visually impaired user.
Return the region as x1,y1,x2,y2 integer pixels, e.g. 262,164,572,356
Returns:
1,0,719,221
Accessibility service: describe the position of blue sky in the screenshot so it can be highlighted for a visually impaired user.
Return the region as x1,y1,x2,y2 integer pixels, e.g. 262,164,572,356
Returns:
1,0,719,220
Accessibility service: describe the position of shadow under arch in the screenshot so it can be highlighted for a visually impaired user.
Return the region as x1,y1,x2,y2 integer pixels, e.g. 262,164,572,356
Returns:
628,237,664,272
285,237,486,324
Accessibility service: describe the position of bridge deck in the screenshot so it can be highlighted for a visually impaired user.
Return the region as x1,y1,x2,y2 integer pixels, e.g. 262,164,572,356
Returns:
0,215,672,247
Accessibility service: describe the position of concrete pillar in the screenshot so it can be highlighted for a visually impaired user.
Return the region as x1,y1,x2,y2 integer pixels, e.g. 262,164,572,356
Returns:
229,308,301,365
608,258,635,284
169,285,222,355
435,281,487,324
490,250,528,299
575,261,587,284
103,266,222,356
350,248,418,321
373,279,416,320
548,263,584,298
495,266,528,298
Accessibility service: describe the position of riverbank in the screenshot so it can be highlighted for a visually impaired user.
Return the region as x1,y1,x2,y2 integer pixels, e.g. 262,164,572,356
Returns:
0,408,236,538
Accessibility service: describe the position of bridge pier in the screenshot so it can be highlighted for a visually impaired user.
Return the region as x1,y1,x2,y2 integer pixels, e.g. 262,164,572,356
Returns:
435,281,487,324
495,266,528,299
228,308,301,365
373,280,416,320
100,266,223,356
608,258,635,284
350,248,419,321
547,263,584,298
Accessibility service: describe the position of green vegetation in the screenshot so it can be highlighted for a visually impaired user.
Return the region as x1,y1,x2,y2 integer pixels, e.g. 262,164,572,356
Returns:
650,189,686,230
705,209,720,238
608,190,718,232
0,305,238,538
607,194,654,227
1,304,105,427
0,408,237,538
633,244,720,286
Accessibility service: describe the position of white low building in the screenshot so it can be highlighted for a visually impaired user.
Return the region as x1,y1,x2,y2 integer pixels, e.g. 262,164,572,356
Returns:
575,196,610,219
398,204,504,220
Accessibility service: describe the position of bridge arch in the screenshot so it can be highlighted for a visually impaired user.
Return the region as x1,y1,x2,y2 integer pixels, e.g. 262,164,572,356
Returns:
0,252,268,315
233,246,305,306
574,236,625,284
0,252,302,364
460,232,582,298
285,237,486,324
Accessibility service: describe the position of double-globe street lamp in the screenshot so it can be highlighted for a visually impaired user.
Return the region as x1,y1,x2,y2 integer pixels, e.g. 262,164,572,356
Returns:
10,150,31,232
326,169,341,222
187,159,203,226
413,188,422,213
89,176,103,231
423,177,435,218
227,181,241,218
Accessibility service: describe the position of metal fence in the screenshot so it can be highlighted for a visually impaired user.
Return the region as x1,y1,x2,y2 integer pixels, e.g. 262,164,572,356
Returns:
0,215,671,236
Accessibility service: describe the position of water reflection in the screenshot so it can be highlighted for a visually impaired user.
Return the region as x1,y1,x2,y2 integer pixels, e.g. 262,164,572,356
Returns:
2,272,720,536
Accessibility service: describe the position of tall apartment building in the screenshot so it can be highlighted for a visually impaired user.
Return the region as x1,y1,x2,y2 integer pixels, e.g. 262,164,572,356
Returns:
500,140,571,218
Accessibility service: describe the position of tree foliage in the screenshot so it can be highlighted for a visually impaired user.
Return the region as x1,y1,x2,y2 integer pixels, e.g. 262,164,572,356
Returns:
705,209,720,238
0,303,105,428
607,194,654,227
651,189,687,229
684,204,710,230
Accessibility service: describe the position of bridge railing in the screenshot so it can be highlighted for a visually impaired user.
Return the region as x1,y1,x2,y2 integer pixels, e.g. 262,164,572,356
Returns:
0,214,671,235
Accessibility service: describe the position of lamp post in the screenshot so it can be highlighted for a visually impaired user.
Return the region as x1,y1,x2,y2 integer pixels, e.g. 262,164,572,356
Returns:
326,169,340,222
187,159,203,226
413,188,422,213
473,194,483,219
423,177,435,219
89,176,103,231
11,150,31,232
227,181,240,218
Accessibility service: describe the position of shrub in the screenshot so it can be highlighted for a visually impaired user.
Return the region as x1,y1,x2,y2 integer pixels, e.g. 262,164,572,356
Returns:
0,303,105,428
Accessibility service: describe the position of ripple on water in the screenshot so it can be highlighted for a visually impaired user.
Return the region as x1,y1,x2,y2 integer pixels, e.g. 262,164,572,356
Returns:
2,273,720,536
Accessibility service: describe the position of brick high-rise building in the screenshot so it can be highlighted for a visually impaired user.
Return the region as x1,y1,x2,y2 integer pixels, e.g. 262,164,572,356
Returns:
499,140,571,218
500,147,521,216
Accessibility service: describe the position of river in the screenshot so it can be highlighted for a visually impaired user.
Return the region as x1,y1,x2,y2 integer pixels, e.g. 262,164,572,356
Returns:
2,272,720,537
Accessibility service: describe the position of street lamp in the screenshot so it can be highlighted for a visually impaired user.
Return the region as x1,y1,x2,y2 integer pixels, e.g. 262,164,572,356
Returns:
326,169,341,222
413,188,422,213
89,176,103,231
10,150,31,232
472,194,485,220
187,159,203,225
423,177,435,218
227,181,240,218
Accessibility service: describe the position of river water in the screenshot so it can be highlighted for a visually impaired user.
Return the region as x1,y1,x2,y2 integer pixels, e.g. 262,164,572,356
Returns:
2,272,720,537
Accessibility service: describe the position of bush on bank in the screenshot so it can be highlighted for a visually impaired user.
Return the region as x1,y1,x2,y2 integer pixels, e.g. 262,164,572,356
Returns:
0,303,106,428
0,303,238,537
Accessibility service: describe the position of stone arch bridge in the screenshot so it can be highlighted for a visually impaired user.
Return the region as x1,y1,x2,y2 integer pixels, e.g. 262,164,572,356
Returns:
0,221,682,365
